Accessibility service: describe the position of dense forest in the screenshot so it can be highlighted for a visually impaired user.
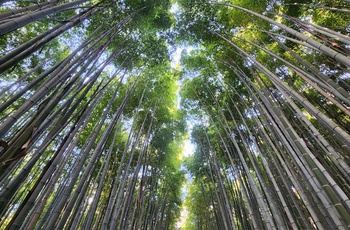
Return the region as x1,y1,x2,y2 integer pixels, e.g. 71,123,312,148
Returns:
0,0,349,229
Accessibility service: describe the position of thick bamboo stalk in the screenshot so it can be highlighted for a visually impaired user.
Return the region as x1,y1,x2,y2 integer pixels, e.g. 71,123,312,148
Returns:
0,0,88,36
212,2,350,67
0,0,59,20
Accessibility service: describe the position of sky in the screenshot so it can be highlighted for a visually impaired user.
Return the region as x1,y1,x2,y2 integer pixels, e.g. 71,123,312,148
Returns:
169,3,195,228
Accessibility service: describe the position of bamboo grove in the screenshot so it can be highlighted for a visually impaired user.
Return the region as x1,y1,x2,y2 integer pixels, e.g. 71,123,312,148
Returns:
178,0,350,229
0,0,349,229
0,0,186,229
